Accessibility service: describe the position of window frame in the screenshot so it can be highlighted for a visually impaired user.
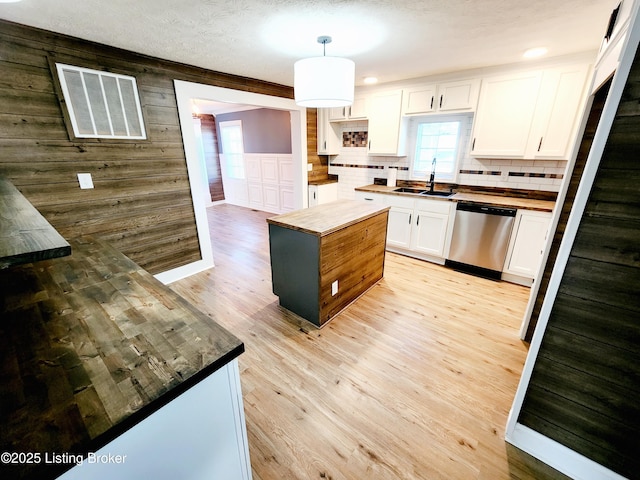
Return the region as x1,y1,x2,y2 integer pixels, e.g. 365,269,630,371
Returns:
408,114,470,183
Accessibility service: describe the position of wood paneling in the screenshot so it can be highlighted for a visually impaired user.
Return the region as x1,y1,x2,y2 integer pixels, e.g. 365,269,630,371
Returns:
197,114,225,202
0,19,292,274
518,45,640,479
306,107,334,183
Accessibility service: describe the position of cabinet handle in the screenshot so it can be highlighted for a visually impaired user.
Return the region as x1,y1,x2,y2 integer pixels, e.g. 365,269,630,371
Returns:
343,107,346,118
364,197,373,201
368,140,371,150
313,192,316,199
537,137,543,151
323,141,327,150
348,106,351,117
417,215,420,226
472,138,476,151
430,96,434,109
409,214,412,224
439,95,443,108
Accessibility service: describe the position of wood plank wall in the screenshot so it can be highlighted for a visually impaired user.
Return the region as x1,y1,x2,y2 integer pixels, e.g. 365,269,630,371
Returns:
524,80,611,341
518,46,640,478
306,108,333,182
197,114,225,202
0,19,292,274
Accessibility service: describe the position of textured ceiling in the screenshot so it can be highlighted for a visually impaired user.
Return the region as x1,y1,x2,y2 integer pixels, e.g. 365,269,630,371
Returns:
0,0,620,87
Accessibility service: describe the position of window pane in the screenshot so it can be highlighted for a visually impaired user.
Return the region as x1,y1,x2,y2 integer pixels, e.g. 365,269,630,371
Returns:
413,120,461,180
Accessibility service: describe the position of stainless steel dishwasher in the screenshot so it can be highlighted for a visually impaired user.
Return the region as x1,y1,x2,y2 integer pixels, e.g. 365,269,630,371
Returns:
445,202,516,279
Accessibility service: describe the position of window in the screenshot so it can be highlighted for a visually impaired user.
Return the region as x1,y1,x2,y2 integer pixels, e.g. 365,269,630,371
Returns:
219,121,245,179
55,63,146,140
410,115,470,182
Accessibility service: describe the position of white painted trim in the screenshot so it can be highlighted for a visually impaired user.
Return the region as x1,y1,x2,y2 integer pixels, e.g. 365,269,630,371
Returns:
226,359,253,480
169,80,307,279
153,259,213,285
506,0,640,475
506,423,627,480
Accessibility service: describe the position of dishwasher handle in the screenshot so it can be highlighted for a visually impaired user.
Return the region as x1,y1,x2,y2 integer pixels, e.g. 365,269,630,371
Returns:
456,202,516,217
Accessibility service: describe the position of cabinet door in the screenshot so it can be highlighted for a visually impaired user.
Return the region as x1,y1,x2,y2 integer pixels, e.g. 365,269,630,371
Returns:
528,64,590,159
317,109,340,155
387,206,413,249
438,79,480,112
348,96,368,119
471,71,542,157
328,106,347,121
308,185,318,207
410,211,449,257
403,85,437,114
504,210,551,278
368,90,404,156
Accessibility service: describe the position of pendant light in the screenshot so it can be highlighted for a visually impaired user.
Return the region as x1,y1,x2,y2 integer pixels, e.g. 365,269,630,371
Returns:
294,36,355,108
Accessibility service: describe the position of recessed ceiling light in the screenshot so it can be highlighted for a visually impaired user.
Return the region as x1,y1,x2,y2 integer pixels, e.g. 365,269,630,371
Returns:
0,0,24,3
363,77,378,85
523,47,548,59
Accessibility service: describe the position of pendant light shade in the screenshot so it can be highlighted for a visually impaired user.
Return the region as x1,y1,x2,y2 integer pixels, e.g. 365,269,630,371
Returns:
294,36,355,108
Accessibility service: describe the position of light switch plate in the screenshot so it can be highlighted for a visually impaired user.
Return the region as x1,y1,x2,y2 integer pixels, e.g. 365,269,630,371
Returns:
307,163,313,171
331,280,338,296
77,173,94,189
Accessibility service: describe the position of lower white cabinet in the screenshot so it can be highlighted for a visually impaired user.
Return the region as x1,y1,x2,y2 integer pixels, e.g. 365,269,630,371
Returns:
308,182,338,206
387,195,454,260
503,209,552,283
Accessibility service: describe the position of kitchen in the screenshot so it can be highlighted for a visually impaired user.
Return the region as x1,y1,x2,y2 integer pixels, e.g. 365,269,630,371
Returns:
1,1,639,479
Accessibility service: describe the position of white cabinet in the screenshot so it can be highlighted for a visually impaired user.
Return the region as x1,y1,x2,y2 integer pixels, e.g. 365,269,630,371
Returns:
367,89,407,156
308,182,338,206
386,195,454,260
403,79,480,115
503,210,552,283
471,70,543,157
528,64,591,159
328,96,368,121
317,108,341,155
354,190,385,204
411,198,452,257
471,64,589,159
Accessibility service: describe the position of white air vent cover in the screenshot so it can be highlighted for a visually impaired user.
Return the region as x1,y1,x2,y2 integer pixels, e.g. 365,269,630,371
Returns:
55,63,146,140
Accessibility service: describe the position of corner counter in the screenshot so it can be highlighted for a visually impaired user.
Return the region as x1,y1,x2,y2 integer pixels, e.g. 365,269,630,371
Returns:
0,237,249,480
267,201,389,327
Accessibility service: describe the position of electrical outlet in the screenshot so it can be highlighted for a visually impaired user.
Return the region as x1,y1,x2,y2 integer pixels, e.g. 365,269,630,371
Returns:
331,280,338,296
307,163,313,171
77,173,94,189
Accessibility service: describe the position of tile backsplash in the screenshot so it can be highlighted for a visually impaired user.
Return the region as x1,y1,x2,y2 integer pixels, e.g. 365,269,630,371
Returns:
327,119,566,200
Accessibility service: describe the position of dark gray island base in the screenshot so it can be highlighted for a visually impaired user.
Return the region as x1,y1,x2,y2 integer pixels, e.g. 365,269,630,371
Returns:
0,237,247,480
267,200,389,327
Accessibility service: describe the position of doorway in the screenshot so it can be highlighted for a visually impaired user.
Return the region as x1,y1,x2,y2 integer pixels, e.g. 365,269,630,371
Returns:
157,80,307,284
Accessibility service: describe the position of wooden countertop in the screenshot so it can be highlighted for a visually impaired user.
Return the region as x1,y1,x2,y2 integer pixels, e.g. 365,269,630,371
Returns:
355,184,556,212
267,200,389,237
0,237,244,480
0,177,71,269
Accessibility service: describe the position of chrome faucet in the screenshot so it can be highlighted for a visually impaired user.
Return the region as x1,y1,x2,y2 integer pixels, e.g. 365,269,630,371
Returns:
428,158,436,193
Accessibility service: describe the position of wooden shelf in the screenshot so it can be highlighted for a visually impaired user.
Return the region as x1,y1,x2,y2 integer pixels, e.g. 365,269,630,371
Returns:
0,177,71,269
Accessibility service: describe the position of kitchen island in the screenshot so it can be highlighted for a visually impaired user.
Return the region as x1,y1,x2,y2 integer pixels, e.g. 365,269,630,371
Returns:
267,200,389,327
0,237,250,480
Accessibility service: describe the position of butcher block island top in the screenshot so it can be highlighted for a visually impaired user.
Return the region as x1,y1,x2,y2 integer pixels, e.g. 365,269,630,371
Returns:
266,200,391,237
267,201,389,327
0,237,244,480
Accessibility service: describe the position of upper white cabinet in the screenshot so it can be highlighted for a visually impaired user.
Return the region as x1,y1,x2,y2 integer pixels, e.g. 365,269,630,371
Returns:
470,70,543,158
471,64,590,159
317,108,341,155
403,79,480,115
529,64,591,158
328,96,368,121
367,89,407,156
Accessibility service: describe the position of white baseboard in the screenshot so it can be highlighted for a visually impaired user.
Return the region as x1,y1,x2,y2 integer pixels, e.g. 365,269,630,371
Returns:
506,423,627,480
154,258,214,285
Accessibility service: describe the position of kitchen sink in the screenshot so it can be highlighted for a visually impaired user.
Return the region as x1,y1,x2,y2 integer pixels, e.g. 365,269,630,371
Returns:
393,187,454,198
393,187,426,194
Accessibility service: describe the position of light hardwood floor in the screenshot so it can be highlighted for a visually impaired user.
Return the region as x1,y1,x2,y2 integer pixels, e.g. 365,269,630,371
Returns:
170,203,568,480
